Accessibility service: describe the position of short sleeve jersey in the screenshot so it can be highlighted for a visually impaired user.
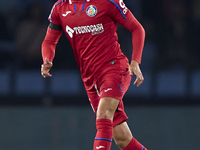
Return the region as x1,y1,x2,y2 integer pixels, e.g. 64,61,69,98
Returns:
49,0,134,90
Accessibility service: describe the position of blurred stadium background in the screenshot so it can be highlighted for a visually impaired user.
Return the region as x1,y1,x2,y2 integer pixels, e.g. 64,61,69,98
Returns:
0,0,200,150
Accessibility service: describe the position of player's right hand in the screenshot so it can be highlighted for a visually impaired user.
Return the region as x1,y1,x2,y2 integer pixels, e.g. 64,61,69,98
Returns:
41,58,53,78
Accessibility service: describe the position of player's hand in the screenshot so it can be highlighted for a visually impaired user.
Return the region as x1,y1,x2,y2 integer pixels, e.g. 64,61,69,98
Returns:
129,60,144,87
41,58,53,78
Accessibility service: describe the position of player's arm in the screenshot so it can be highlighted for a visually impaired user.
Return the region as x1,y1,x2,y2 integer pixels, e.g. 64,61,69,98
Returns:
122,13,145,64
41,23,63,78
107,0,145,86
121,13,145,87
125,14,145,87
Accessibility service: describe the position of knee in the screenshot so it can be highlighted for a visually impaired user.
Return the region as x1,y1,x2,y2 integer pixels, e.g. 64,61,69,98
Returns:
96,97,119,120
96,109,114,120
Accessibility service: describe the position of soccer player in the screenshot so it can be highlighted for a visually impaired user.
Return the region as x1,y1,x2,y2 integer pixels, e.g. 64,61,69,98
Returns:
41,0,147,150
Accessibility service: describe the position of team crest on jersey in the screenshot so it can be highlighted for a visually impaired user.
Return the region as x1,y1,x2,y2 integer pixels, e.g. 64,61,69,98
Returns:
86,5,97,17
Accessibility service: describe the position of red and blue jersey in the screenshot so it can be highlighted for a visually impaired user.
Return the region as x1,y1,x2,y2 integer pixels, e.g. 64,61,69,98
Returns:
46,0,145,90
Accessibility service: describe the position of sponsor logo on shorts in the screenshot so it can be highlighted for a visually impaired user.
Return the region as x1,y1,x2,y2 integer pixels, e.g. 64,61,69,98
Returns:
96,146,105,149
104,88,112,92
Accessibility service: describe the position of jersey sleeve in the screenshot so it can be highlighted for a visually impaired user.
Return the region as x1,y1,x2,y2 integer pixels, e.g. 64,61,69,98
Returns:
41,27,62,63
107,0,130,23
107,0,145,64
48,1,61,25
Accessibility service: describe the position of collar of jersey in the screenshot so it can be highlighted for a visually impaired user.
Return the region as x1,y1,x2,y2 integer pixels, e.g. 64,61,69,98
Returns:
69,0,90,4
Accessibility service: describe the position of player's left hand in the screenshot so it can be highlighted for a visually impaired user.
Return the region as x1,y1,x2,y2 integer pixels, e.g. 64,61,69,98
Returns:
129,60,144,87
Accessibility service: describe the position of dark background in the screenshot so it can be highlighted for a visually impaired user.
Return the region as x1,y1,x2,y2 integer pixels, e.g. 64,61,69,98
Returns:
0,0,200,150
0,0,200,106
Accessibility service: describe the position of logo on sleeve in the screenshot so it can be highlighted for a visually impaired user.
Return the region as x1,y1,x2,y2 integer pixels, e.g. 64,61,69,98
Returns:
119,0,127,14
86,5,97,17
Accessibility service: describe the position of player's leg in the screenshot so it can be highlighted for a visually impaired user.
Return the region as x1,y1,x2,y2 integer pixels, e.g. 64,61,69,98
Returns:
91,59,132,150
93,97,120,150
113,121,133,149
113,121,147,150
86,87,118,150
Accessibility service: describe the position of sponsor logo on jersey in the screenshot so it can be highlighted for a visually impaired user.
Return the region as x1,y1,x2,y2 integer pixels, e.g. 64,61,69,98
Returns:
66,23,104,38
86,5,97,17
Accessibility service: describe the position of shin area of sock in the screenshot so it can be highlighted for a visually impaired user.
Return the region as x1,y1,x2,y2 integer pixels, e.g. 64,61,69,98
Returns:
121,137,147,150
93,119,113,150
